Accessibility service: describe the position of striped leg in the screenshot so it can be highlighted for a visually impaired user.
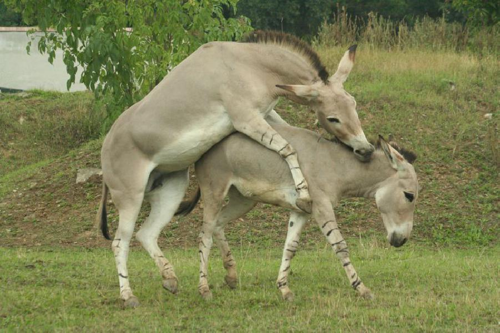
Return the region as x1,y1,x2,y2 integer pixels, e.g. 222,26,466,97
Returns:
313,200,374,299
229,111,312,213
213,189,256,289
213,227,238,289
276,212,309,301
199,188,256,298
198,220,216,300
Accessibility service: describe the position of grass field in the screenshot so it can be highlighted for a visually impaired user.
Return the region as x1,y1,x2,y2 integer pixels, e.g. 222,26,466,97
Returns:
1,242,498,332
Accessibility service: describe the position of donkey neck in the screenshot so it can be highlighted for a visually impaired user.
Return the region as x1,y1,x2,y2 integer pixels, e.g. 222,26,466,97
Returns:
331,149,396,199
252,44,320,86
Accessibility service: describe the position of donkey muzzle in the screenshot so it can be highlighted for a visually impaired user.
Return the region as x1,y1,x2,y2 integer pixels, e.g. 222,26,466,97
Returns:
354,144,375,162
389,233,408,248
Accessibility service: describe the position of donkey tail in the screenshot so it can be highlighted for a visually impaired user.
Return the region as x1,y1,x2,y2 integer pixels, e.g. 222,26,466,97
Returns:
97,182,111,240
175,187,201,216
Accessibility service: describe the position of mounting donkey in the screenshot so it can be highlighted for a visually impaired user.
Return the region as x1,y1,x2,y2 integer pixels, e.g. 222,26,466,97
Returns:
179,123,419,301
98,31,374,307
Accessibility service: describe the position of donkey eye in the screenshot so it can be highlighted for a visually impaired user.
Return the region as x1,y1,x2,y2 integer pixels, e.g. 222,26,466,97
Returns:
404,192,415,202
327,117,340,124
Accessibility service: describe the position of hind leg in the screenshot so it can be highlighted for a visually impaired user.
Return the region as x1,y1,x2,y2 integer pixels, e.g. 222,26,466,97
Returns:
212,188,256,289
106,161,153,308
136,169,189,294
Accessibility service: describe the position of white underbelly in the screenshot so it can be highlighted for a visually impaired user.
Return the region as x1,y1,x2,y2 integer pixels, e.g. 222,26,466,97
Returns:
153,112,234,171
233,178,299,211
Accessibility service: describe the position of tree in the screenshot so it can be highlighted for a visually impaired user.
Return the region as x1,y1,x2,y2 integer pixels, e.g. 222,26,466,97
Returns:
3,0,251,117
0,1,22,26
452,0,499,27
235,0,334,39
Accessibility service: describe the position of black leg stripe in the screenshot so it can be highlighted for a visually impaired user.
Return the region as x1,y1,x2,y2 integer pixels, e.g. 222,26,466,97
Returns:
278,145,289,154
321,221,336,229
119,273,128,279
332,239,345,247
326,229,339,237
352,278,362,289
270,134,276,145
343,261,351,267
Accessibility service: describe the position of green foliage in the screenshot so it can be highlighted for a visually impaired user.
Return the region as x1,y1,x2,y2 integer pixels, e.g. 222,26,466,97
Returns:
316,7,499,55
236,0,334,39
339,0,445,22
3,0,251,119
235,0,456,38
452,0,499,27
0,1,22,26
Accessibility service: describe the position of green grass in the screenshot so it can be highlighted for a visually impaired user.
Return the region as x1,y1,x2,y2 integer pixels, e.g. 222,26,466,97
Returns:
0,90,103,176
1,242,498,331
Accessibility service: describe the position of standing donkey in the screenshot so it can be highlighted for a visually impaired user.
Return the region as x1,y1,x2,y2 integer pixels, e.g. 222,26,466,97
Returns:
179,124,418,301
98,31,374,307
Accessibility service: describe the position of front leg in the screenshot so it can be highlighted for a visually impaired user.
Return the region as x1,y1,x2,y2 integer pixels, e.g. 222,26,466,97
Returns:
230,111,312,213
276,211,309,301
312,199,374,299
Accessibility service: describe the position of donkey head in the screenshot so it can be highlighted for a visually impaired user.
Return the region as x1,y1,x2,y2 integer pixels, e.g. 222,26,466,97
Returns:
375,136,419,247
276,46,374,162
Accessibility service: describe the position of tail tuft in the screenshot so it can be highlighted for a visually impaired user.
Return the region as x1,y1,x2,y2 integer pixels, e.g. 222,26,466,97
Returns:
100,202,111,240
175,187,201,216
97,183,111,240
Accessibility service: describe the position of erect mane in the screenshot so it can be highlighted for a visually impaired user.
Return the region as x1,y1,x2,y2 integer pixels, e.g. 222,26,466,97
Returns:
241,30,329,83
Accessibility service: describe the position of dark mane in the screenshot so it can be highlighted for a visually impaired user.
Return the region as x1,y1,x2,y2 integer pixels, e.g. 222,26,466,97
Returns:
391,146,418,164
328,136,417,164
241,30,329,83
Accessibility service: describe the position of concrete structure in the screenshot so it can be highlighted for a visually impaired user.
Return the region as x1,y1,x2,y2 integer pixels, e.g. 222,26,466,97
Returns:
0,31,86,92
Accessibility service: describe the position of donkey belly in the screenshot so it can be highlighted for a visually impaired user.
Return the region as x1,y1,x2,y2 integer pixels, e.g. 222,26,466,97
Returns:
233,178,299,211
152,113,234,172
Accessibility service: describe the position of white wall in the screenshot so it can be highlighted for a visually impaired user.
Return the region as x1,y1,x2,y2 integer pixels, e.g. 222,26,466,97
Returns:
0,32,86,92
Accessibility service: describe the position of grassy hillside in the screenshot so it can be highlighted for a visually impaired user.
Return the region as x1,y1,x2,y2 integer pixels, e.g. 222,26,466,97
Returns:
0,47,498,248
0,90,104,175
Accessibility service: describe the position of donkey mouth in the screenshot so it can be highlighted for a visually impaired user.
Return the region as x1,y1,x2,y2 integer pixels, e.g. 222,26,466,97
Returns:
389,233,408,248
354,148,374,162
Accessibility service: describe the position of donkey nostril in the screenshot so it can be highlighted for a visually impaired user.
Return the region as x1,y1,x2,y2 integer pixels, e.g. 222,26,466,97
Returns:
355,148,372,157
390,235,408,248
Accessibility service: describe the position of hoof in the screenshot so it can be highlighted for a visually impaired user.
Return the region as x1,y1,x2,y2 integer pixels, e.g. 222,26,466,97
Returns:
200,290,213,301
162,277,179,294
282,291,295,302
123,296,140,308
359,286,375,300
225,275,238,289
296,197,312,214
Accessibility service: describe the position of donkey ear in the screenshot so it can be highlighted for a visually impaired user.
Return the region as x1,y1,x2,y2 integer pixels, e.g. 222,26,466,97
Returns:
330,45,357,84
379,135,405,171
276,84,319,100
